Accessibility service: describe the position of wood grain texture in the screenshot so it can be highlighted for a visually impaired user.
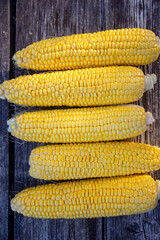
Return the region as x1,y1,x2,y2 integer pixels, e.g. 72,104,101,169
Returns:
0,1,9,239
102,0,160,239
14,1,102,240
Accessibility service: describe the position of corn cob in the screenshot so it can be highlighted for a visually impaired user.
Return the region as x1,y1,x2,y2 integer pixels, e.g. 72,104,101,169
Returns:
0,67,157,107
11,175,160,218
7,105,154,143
13,28,160,70
29,142,160,180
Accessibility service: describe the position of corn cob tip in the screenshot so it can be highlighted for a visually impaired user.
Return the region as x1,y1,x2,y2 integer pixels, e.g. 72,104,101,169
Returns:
7,118,18,133
13,52,23,66
12,53,16,61
10,198,17,212
0,83,5,99
156,180,160,200
11,196,25,213
144,74,157,92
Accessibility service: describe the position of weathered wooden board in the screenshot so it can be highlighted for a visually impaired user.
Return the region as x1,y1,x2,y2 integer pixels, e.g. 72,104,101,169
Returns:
14,1,102,240
0,1,9,239
103,0,160,239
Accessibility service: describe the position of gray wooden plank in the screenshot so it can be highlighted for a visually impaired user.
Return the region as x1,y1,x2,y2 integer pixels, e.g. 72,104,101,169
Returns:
14,1,102,240
102,0,160,239
0,1,9,239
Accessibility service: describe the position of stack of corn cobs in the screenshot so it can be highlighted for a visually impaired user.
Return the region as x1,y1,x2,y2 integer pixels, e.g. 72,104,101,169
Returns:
1,28,160,219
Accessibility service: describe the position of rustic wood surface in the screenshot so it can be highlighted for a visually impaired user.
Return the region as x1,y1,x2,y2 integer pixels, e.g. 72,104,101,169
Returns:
0,0,160,239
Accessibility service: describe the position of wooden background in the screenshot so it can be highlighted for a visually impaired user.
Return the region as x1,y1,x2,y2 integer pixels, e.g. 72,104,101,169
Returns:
0,0,160,239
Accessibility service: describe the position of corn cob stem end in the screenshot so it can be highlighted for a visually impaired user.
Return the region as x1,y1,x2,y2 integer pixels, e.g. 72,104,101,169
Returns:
156,180,160,200
144,74,157,92
145,112,155,125
0,84,5,99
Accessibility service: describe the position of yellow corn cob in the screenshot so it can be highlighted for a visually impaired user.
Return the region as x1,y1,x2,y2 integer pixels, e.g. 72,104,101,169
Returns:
13,28,160,70
29,142,160,180
11,175,160,218
7,105,154,143
0,67,157,106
